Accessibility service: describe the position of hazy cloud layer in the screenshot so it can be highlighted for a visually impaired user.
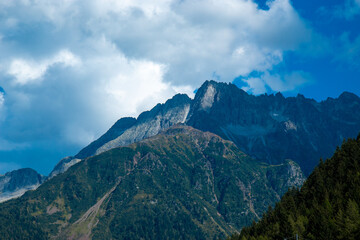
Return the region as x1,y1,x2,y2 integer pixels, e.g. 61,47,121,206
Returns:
0,0,319,173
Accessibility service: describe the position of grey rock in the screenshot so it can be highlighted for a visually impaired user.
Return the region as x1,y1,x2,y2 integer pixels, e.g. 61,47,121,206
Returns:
75,117,137,159
92,93,192,156
50,80,360,179
186,80,360,175
48,156,81,179
48,93,191,178
0,168,45,202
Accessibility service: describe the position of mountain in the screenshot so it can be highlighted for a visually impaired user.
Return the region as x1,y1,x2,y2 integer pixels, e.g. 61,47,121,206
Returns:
48,93,192,178
4,80,359,202
234,135,360,240
48,157,81,179
51,81,360,178
76,94,192,159
0,125,304,239
187,81,360,175
0,168,45,203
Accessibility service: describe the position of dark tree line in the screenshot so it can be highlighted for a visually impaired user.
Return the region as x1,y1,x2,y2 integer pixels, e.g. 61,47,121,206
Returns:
231,135,360,240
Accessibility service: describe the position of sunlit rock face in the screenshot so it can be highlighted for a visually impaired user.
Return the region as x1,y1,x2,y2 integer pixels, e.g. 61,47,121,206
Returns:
48,156,81,179
76,93,192,159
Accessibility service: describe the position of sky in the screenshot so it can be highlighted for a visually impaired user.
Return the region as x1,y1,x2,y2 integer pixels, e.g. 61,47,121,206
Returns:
0,0,359,175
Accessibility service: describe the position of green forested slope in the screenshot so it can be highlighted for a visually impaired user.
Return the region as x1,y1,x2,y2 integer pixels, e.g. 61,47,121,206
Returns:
234,135,360,240
0,126,303,240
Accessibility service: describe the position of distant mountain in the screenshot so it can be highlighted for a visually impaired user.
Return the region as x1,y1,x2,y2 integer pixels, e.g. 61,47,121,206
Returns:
235,135,360,240
4,80,360,202
0,125,304,239
56,80,360,176
0,168,45,203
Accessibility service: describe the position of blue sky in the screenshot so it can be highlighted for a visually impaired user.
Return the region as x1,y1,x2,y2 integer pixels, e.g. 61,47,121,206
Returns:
0,0,359,175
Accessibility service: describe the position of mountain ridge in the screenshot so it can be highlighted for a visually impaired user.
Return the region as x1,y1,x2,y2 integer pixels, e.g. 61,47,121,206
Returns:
2,80,360,202
69,80,360,176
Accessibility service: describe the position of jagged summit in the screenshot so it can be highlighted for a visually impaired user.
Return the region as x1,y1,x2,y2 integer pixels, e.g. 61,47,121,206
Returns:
186,81,360,175
50,80,360,178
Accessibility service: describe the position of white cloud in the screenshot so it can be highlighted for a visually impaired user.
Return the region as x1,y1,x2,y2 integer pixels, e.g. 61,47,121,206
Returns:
242,71,312,94
7,50,80,85
8,60,48,85
264,71,311,92
0,92,4,107
1,36,193,147
0,0,317,172
0,92,5,123
241,78,267,95
1,0,313,86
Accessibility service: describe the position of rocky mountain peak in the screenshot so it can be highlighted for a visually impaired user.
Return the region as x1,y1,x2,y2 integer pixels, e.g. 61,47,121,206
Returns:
186,81,360,175
0,168,45,203
50,80,360,179
80,91,192,158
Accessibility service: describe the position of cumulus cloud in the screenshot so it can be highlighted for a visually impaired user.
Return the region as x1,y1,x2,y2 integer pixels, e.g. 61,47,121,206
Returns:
7,50,80,85
0,36,188,151
0,92,4,107
0,0,317,173
242,71,312,94
0,0,313,85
